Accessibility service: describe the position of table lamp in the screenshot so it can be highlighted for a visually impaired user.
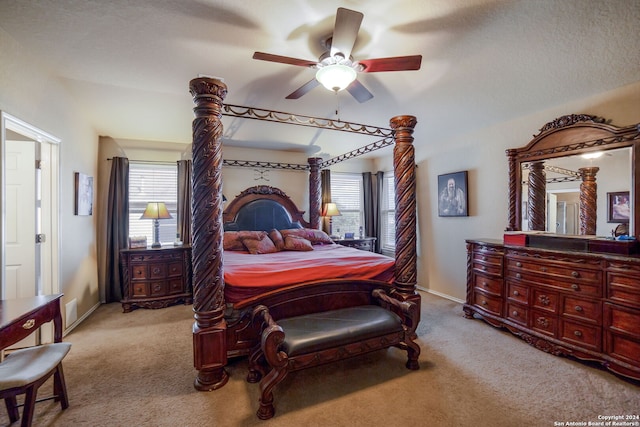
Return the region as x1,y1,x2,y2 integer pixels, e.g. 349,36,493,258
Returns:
322,202,341,238
140,202,173,248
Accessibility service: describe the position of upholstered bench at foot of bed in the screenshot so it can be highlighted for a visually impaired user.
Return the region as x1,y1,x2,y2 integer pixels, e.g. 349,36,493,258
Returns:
248,289,420,420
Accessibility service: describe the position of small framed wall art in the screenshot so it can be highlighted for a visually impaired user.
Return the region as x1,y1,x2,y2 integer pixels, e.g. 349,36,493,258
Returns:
75,172,94,216
438,170,468,217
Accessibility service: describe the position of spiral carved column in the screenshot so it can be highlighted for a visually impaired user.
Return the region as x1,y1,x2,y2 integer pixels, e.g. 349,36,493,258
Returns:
506,149,518,231
189,77,229,391
579,167,599,235
528,161,546,231
390,115,419,310
308,157,322,229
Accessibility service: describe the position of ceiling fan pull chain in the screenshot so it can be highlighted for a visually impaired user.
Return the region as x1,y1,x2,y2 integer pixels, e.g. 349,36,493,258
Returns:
335,92,341,121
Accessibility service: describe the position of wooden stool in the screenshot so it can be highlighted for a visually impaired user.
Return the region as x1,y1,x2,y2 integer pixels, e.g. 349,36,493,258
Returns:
0,342,71,427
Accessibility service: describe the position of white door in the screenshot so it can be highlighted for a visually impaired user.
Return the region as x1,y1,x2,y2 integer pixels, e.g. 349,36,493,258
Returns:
5,140,37,299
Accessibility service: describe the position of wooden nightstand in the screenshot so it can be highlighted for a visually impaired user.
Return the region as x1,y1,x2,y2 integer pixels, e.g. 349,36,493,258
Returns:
333,237,376,252
120,245,192,312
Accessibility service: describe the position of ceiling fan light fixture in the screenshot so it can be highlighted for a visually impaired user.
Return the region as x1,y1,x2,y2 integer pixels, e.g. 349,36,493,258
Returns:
315,64,357,92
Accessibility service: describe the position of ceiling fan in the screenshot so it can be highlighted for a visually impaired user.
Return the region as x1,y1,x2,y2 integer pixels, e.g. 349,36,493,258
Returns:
252,7,422,103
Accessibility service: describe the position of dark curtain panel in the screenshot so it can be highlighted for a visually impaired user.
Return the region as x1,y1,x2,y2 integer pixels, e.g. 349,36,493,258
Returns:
362,172,374,240
375,171,384,253
321,169,331,234
177,160,192,244
105,157,129,303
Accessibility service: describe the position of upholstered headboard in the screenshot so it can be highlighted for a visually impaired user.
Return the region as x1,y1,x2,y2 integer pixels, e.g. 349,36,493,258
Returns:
223,186,310,232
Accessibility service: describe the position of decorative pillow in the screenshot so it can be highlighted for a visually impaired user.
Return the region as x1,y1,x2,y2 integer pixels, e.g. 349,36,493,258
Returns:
224,231,267,251
280,228,334,245
283,235,313,251
268,229,285,251
241,233,279,254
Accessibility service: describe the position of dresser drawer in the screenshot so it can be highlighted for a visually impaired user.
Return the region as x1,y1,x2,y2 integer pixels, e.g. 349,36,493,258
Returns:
561,296,601,324
149,263,167,279
531,287,558,313
531,310,557,337
604,303,640,338
132,282,148,297
607,272,640,308
474,274,503,297
168,278,185,294
506,257,601,284
560,319,601,351
150,281,168,296
506,269,601,298
473,261,502,276
473,292,502,317
606,333,640,366
506,282,529,305
131,264,148,280
506,302,528,326
168,261,183,278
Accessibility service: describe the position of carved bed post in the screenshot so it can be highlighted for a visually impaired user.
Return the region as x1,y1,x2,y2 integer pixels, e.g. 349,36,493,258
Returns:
579,166,599,235
189,77,229,391
308,157,322,229
528,161,546,231
390,115,420,308
506,149,518,231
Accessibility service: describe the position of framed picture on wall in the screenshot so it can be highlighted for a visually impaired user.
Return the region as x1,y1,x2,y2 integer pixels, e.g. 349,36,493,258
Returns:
607,191,630,223
75,172,94,216
438,171,468,217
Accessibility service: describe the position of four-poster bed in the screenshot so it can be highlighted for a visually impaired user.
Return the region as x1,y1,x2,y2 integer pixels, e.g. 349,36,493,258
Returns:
188,77,419,391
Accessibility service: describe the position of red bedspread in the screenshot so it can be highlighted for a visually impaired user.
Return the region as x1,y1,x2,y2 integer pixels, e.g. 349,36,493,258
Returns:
223,244,394,303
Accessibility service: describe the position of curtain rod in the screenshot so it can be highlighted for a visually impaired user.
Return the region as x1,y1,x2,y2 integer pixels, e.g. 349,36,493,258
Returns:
106,158,186,164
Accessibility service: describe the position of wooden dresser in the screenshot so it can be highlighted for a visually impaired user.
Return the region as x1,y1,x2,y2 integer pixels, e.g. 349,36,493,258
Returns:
464,238,640,381
333,237,376,252
120,245,193,312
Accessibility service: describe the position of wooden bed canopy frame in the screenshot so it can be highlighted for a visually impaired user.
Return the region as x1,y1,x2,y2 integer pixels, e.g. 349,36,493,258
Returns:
188,76,419,391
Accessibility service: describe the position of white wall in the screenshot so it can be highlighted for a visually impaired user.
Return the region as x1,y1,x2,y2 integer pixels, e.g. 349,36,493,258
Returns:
0,28,99,327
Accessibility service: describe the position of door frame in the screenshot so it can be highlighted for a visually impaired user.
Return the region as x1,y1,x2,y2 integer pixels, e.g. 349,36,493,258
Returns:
1,111,60,299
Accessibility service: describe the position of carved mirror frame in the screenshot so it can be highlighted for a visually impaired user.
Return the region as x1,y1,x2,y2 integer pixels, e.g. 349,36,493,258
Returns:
506,114,640,236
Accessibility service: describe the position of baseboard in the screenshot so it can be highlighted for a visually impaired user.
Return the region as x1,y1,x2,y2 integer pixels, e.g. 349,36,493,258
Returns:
417,286,465,304
63,301,101,337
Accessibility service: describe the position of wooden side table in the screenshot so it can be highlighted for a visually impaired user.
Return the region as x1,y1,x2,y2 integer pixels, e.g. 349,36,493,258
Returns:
120,245,192,312
332,237,376,252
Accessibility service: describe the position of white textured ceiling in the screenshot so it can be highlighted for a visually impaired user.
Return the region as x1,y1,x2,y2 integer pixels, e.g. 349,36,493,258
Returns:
1,0,638,159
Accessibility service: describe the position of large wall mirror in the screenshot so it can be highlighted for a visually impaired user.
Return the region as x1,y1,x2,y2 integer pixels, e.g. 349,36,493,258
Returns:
506,114,640,238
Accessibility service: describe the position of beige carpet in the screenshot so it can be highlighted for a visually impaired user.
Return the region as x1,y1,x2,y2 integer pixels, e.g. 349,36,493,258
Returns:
2,292,638,427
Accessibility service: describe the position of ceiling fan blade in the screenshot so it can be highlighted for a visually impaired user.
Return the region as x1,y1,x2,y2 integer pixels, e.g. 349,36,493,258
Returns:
358,55,422,73
346,79,373,103
285,78,320,99
253,52,317,67
330,8,363,59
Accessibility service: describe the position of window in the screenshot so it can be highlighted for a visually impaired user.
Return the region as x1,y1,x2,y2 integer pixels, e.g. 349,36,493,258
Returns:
380,171,395,255
128,162,178,244
330,172,364,237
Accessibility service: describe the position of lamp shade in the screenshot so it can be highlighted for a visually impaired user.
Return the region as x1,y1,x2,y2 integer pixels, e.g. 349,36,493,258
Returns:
316,64,357,92
140,202,173,220
322,202,341,217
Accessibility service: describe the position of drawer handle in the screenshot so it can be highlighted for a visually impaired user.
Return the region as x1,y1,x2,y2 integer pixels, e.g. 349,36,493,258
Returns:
540,267,547,272
571,271,579,278
482,256,487,261
516,273,522,279
571,284,580,291
575,305,583,312
152,267,161,275
22,319,36,330
481,300,488,306
516,262,522,267
536,317,550,328
574,330,582,337
482,281,489,287
538,295,550,306
481,266,487,271
513,290,520,296
512,310,519,317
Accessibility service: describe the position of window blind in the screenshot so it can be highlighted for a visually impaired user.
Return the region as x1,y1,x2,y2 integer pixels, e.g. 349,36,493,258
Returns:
128,162,178,244
381,171,395,254
330,172,364,236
